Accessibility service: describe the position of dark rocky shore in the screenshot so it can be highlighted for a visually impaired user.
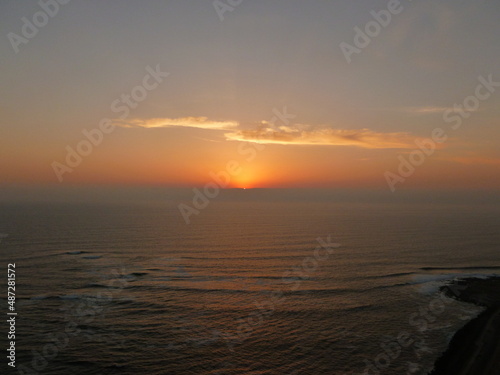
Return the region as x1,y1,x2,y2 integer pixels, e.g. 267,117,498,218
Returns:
429,277,500,375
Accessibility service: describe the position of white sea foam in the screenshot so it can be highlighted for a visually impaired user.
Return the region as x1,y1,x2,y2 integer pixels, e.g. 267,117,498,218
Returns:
411,273,498,295
83,255,103,259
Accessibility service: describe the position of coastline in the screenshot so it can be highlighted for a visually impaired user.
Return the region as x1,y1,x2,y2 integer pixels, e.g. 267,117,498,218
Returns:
429,277,500,375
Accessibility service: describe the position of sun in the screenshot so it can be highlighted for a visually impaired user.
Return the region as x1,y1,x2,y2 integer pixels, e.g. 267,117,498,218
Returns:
224,165,271,189
230,173,258,189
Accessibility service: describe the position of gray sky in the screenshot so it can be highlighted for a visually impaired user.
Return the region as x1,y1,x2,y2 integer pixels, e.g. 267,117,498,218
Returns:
1,0,499,191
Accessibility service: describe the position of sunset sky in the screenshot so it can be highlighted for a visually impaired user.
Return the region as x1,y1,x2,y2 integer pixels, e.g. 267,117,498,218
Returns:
1,0,500,193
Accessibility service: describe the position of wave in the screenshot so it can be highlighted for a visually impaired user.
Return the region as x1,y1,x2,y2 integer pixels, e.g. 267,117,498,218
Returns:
410,273,500,295
123,282,408,296
420,266,500,271
83,283,125,289
363,272,417,280
173,255,316,260
130,272,148,277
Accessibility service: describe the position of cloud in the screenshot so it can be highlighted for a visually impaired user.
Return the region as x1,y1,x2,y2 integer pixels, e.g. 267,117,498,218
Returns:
225,123,420,149
116,116,423,149
403,106,453,114
113,117,238,130
402,106,479,115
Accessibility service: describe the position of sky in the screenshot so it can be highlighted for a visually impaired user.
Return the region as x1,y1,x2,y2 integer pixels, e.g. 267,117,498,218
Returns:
1,0,500,195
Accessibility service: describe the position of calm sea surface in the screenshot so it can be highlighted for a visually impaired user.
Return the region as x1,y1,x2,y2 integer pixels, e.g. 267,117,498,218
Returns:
0,199,499,374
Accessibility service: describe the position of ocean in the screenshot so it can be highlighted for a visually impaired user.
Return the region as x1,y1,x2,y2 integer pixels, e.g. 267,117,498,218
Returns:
1,195,499,374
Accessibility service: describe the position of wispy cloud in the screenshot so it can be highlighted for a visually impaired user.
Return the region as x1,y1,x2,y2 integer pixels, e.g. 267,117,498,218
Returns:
225,123,420,149
403,106,453,114
402,106,480,115
113,117,239,130
117,116,424,149
355,106,479,115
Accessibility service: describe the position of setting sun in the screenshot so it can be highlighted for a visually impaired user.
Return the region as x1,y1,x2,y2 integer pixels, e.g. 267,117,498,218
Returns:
226,168,264,189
